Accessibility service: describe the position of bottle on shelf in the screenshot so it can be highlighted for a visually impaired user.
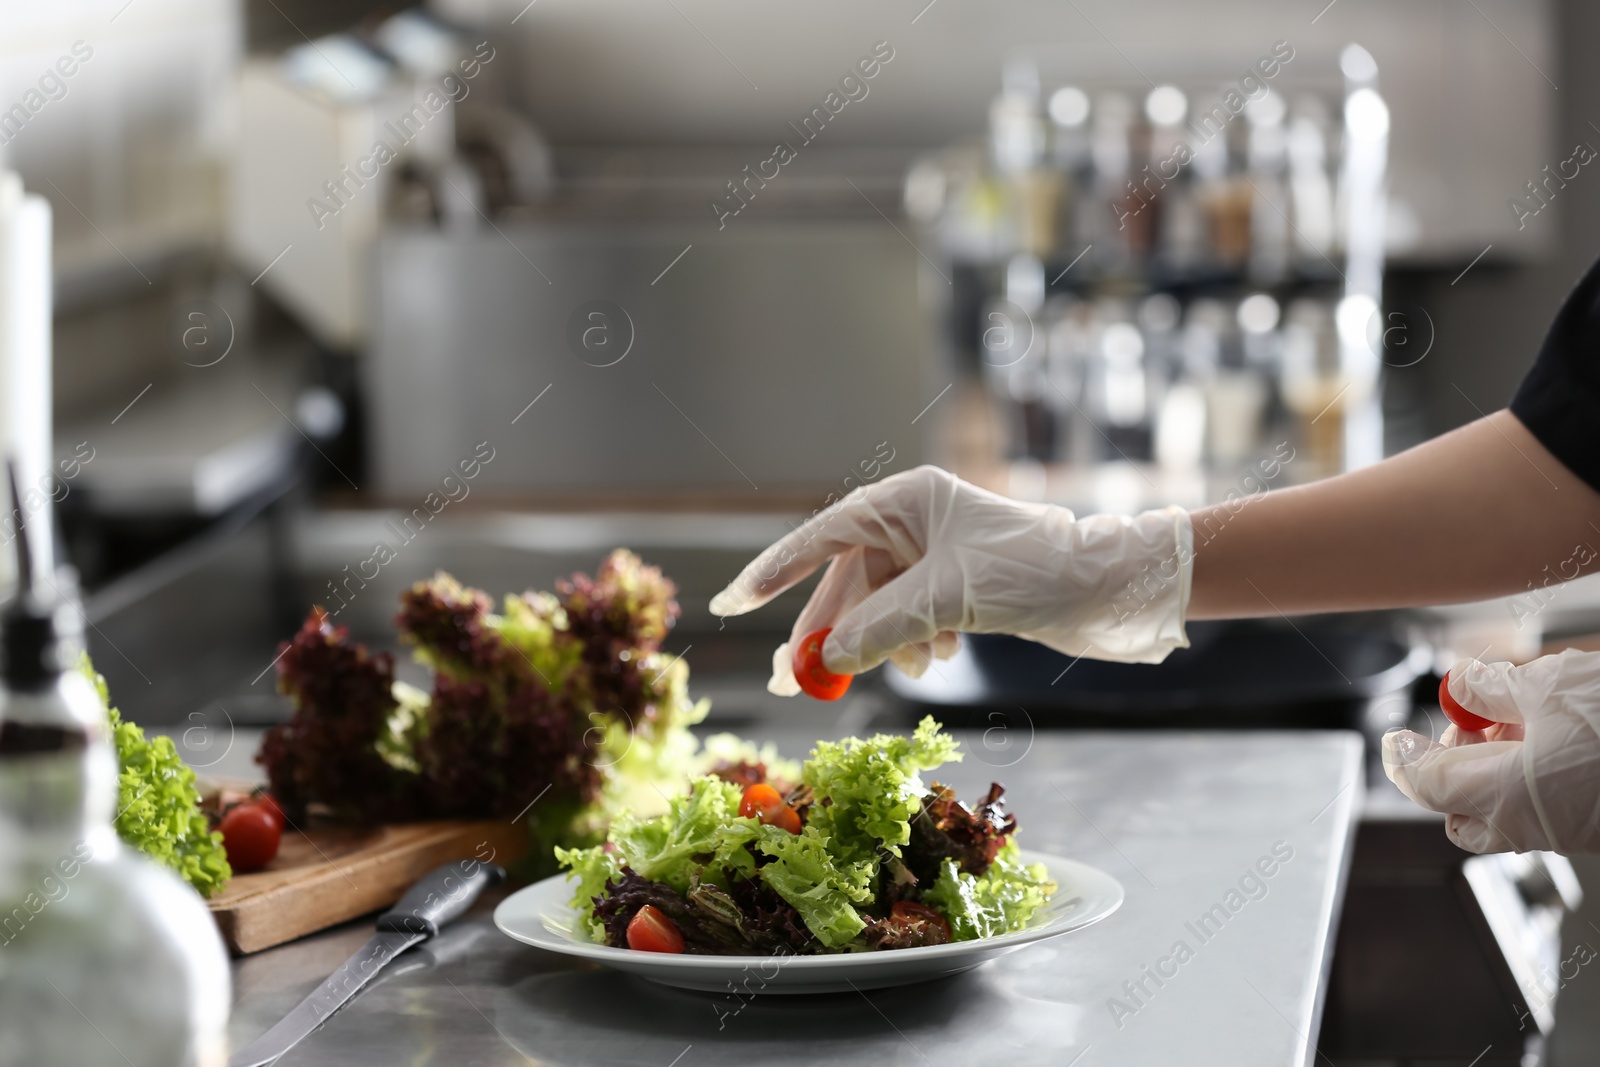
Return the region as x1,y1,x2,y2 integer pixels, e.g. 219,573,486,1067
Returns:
981,254,1053,461
1280,297,1345,477
1193,89,1252,273
1043,294,1095,466
1089,92,1144,271
1144,86,1205,276
1047,85,1093,260
1084,299,1153,461
1287,95,1336,268
1145,293,1203,473
0,462,231,1067
1246,91,1291,283
989,62,1060,259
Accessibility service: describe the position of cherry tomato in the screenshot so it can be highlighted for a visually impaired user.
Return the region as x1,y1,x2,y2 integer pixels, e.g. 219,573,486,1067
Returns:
252,793,287,831
220,802,282,872
793,628,851,701
626,904,686,953
891,900,952,940
1438,674,1494,732
767,805,803,834
739,783,785,820
739,783,803,833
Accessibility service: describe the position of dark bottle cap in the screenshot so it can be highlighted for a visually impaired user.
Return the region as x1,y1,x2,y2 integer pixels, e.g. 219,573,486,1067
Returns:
1,459,81,691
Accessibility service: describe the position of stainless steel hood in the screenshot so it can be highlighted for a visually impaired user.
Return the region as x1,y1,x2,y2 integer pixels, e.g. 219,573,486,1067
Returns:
365,215,930,499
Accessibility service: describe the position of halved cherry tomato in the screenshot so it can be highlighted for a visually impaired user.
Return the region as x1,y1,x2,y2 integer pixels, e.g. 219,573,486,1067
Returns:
739,783,803,833
219,802,282,872
626,904,686,953
1438,674,1494,732
891,900,952,940
793,627,851,701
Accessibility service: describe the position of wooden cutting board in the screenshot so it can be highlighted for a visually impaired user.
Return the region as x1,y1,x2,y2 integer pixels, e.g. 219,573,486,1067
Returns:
208,820,529,955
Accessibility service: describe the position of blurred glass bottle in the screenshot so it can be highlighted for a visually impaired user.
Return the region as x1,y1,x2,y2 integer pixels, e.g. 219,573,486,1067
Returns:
980,255,1052,461
1246,91,1291,283
0,481,230,1067
1280,297,1344,477
1047,85,1092,256
1206,298,1270,467
989,63,1059,259
1085,299,1152,460
1145,86,1205,277
1044,294,1095,465
1287,95,1336,269
1195,89,1251,272
1145,293,1205,474
1238,291,1286,439
1088,92,1143,272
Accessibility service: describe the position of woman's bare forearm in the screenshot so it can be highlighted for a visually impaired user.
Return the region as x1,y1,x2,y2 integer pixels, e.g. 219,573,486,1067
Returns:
1187,410,1600,618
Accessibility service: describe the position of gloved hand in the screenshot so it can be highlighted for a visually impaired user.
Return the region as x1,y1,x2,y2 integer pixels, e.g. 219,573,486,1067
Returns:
708,465,1193,695
1383,651,1600,854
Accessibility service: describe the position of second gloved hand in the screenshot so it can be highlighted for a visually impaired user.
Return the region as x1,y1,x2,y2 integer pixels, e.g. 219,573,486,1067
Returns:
707,466,1194,694
1383,651,1600,854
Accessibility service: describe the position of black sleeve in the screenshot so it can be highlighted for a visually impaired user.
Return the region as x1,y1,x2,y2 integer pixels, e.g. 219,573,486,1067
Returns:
1511,254,1600,493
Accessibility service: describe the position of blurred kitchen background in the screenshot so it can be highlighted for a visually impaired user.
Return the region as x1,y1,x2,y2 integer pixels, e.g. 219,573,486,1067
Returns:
4,0,1600,1061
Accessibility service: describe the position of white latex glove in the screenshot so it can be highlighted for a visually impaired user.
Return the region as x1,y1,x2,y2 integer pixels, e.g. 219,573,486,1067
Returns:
707,465,1193,695
1383,651,1600,854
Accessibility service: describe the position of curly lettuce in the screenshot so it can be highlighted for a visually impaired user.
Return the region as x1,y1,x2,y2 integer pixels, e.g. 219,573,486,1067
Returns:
802,715,960,862
607,777,747,892
753,826,876,948
492,590,583,692
922,840,1057,941
266,551,711,879
553,843,624,941
81,656,231,897
593,647,709,821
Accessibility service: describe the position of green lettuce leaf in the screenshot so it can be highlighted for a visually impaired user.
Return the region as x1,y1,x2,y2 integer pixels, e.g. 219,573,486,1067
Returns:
553,844,623,941
753,826,876,949
606,776,747,892
802,715,960,862
82,655,231,897
491,591,582,692
594,649,709,822
922,840,1057,941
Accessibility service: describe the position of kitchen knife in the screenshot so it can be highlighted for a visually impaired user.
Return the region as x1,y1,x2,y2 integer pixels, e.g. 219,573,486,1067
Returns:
228,858,505,1067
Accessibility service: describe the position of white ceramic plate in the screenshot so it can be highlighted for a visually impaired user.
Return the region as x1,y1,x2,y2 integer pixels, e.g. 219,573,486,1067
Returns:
493,850,1123,994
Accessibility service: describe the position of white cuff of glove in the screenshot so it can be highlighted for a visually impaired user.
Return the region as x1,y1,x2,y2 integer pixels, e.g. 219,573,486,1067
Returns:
1024,504,1193,666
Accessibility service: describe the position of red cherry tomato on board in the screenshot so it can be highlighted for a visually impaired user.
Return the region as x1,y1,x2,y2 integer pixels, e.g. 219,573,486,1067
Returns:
793,628,852,701
626,904,686,953
891,900,952,940
1438,674,1495,732
739,783,802,833
220,802,282,872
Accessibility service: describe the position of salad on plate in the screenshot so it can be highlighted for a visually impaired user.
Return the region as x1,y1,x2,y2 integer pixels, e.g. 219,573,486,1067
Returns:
556,718,1057,955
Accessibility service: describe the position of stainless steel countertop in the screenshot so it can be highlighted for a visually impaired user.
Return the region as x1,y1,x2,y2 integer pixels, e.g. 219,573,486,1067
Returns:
227,729,1363,1067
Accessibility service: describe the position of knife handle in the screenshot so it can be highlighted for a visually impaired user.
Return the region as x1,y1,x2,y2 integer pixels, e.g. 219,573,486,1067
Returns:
376,858,506,937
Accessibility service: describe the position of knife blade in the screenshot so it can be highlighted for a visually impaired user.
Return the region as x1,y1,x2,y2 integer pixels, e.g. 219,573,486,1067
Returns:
229,857,505,1067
